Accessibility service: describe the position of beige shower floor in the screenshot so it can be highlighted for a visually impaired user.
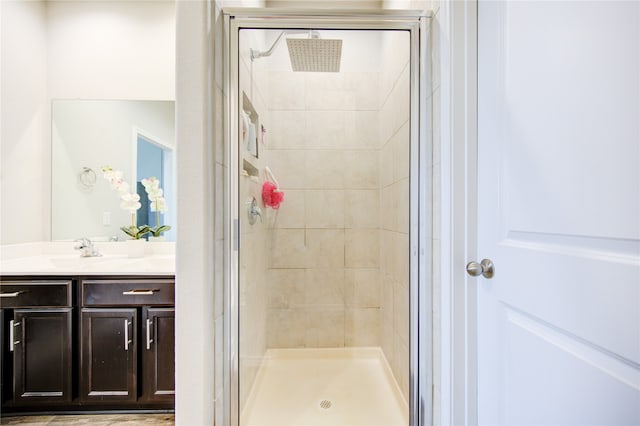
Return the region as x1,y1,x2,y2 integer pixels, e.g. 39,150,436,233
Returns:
240,347,408,426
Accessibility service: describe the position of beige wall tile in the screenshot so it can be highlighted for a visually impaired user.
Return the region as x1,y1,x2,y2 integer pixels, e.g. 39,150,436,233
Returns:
392,67,411,135
379,230,393,274
380,141,394,187
394,334,410,402
305,307,345,347
380,273,394,321
306,110,350,149
304,73,355,110
267,71,305,110
306,229,345,268
345,190,379,229
305,150,345,189
380,186,397,231
305,190,345,228
267,308,306,348
267,149,306,189
269,111,306,150
305,268,345,306
393,279,410,346
267,269,305,308
381,318,395,370
344,72,379,110
345,268,380,308
394,233,410,287
393,122,410,181
396,178,410,234
347,111,380,150
345,308,380,346
345,229,379,267
268,189,305,229
379,98,394,147
344,150,379,189
269,229,308,268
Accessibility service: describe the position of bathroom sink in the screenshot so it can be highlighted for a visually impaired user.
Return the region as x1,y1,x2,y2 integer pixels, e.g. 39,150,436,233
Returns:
48,255,130,270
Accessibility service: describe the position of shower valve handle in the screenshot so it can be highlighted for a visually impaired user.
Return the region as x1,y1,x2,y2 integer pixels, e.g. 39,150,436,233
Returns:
247,197,262,225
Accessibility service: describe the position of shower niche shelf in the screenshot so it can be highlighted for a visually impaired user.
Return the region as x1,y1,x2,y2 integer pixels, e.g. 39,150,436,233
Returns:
242,159,259,178
241,92,260,159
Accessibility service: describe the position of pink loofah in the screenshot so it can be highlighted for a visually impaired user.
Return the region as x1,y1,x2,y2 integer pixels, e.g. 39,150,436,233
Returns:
262,181,284,209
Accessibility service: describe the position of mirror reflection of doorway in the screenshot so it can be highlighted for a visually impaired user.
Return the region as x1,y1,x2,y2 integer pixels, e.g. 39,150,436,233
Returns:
135,131,175,241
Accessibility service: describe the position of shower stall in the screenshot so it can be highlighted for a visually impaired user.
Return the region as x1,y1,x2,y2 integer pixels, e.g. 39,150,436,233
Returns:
223,10,431,426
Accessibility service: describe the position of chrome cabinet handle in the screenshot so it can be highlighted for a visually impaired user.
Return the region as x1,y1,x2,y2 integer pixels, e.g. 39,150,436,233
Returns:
124,320,132,351
9,320,14,352
9,320,21,351
466,258,495,279
123,290,156,296
1,291,23,298
146,318,153,350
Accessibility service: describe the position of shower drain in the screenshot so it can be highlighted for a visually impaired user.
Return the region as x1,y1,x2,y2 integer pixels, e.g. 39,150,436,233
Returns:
319,399,332,410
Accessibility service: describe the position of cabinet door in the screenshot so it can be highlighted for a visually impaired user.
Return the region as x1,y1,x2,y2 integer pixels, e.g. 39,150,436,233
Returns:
81,308,137,403
141,307,175,402
1,309,7,403
12,309,72,404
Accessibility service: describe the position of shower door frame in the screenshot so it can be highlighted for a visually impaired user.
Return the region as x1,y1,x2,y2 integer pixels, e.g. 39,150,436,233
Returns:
223,9,432,426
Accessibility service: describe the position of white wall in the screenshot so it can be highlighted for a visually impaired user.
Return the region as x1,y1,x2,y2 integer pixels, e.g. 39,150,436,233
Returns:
51,100,175,241
47,1,175,100
0,0,176,245
0,0,49,245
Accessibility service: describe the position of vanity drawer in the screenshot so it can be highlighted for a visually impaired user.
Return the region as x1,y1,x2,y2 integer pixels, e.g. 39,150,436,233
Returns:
0,280,72,308
81,279,174,306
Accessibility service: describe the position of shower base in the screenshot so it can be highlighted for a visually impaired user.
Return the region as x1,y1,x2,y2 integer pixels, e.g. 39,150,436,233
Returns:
241,347,408,426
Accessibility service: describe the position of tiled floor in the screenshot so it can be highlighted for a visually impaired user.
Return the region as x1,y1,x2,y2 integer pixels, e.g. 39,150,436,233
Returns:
241,347,408,426
0,414,174,425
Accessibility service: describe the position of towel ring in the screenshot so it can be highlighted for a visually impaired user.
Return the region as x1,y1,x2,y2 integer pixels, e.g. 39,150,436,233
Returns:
79,167,97,189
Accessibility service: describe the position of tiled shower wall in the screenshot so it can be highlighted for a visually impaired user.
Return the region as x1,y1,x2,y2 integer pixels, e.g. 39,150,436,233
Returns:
264,70,382,349
379,31,411,402
238,30,270,411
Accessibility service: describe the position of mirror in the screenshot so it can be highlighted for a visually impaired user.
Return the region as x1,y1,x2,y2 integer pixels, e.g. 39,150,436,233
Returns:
51,100,175,241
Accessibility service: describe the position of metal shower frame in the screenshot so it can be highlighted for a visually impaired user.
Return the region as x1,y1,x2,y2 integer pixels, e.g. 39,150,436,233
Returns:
223,8,433,426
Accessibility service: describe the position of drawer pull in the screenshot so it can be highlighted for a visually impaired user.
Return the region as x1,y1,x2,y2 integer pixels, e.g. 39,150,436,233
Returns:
0,291,24,298
122,290,157,296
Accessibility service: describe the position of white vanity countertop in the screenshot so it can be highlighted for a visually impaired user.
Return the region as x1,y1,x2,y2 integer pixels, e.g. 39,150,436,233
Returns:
0,242,175,276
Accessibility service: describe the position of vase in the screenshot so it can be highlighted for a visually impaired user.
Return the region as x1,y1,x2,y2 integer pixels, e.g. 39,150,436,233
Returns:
148,236,165,242
126,239,146,258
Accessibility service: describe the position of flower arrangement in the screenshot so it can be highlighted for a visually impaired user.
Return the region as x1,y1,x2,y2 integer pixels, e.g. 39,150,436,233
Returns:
141,177,171,237
101,166,150,239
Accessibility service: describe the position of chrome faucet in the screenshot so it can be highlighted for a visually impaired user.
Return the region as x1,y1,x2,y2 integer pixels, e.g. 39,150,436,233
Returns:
74,238,102,257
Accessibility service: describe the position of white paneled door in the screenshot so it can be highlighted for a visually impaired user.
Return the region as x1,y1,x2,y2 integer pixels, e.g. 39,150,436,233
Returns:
477,1,640,424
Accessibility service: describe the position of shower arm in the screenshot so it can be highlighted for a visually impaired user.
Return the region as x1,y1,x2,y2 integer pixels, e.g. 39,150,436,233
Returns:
250,30,319,61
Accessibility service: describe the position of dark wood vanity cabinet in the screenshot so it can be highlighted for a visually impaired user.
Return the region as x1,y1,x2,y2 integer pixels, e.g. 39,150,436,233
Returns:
80,308,138,403
0,276,174,414
142,307,175,402
80,278,175,406
0,280,73,406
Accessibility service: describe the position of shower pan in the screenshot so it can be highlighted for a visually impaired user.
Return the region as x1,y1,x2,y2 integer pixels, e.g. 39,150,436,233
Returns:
223,9,432,426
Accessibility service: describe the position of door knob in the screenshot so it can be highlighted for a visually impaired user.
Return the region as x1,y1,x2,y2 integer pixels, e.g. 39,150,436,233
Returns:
466,258,494,279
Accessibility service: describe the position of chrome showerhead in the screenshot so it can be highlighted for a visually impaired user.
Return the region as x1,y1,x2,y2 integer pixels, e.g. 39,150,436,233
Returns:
286,38,343,73
250,30,343,73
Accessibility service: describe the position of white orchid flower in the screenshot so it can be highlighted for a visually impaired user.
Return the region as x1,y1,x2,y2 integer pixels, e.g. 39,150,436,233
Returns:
141,177,160,190
120,192,141,213
147,187,164,201
151,196,167,213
